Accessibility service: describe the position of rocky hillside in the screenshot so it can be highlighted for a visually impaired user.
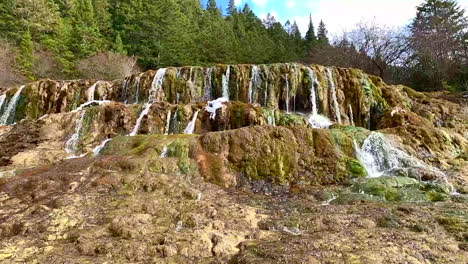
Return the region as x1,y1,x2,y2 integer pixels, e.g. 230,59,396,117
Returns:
0,63,467,263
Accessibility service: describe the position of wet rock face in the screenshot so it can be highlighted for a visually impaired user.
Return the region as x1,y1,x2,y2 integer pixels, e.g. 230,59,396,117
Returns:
193,126,369,187
1,64,388,128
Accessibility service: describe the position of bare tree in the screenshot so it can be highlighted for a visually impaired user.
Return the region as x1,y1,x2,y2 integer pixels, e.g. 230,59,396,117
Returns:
77,52,140,80
347,22,411,80
0,42,26,88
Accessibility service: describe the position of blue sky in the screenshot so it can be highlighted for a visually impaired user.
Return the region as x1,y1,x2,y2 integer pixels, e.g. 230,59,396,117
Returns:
205,0,468,37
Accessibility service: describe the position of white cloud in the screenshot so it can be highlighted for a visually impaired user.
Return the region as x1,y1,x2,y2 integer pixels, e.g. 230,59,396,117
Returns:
234,0,243,6
252,0,268,8
287,1,296,9
310,0,426,36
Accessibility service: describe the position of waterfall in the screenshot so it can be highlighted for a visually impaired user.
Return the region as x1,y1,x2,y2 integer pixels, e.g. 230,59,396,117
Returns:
306,67,332,128
0,93,6,115
87,81,100,102
149,68,168,102
130,103,152,136
135,73,144,104
248,65,261,104
188,67,197,96
165,110,172,135
222,66,230,99
122,78,130,103
129,68,167,136
307,68,318,116
285,75,290,113
170,110,179,134
206,98,228,120
308,114,333,129
160,146,168,158
266,109,276,126
0,85,25,125
204,67,213,101
184,110,199,134
65,111,86,155
326,68,341,124
348,104,355,126
93,139,112,156
354,132,448,182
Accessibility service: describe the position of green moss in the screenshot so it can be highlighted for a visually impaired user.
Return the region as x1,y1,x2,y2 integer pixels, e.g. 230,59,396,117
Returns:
350,177,451,202
347,159,367,178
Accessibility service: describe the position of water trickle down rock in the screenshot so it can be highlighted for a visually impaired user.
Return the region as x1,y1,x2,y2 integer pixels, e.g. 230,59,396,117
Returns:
354,132,449,184
130,68,167,136
0,93,6,115
93,138,112,156
135,73,144,104
327,68,342,124
165,110,172,135
204,67,213,101
122,77,130,103
307,68,333,129
222,66,230,99
348,104,355,126
149,68,168,102
130,103,152,136
87,81,100,102
248,65,261,104
0,85,25,125
65,111,86,156
184,110,199,134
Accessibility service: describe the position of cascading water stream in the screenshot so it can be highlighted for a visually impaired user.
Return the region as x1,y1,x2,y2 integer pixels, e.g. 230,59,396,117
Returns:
307,68,333,129
93,139,112,156
122,78,130,103
65,111,86,156
184,110,199,134
165,110,172,135
135,73,144,104
348,104,355,126
248,66,261,104
130,103,152,136
204,68,213,101
130,68,167,136
0,85,25,125
307,68,318,116
326,68,342,124
222,66,230,99
354,132,450,188
87,81,100,102
0,93,6,114
149,68,168,102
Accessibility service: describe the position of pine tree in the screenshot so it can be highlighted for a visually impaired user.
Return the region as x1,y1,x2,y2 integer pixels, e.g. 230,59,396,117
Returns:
242,3,252,14
410,0,468,90
227,0,237,15
18,30,35,80
113,32,126,55
305,14,317,49
0,0,21,41
207,0,217,10
68,0,104,58
317,20,329,45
